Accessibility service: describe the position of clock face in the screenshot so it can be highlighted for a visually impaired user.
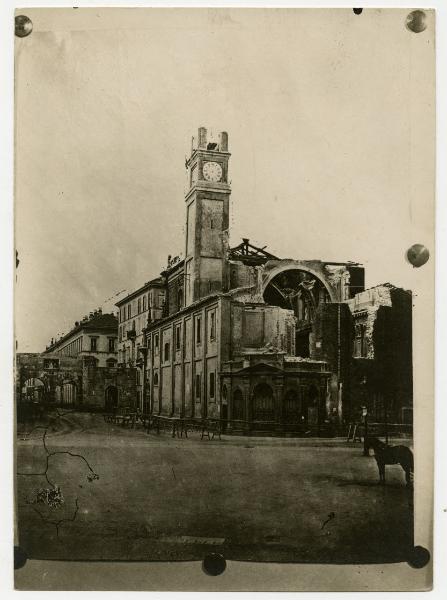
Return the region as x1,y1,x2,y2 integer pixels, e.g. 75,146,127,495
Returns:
202,161,223,182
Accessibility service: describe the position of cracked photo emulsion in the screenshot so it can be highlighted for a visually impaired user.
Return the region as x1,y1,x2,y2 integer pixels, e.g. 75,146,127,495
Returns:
14,7,435,592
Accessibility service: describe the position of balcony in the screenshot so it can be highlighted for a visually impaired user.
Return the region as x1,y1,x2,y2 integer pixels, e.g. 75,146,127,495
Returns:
127,330,136,340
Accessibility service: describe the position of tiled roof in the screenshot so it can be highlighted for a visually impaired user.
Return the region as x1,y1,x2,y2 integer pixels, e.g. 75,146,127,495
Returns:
44,312,118,353
82,313,118,330
115,277,165,306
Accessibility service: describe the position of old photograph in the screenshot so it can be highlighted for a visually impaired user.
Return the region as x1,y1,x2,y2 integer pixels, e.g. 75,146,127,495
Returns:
12,6,435,591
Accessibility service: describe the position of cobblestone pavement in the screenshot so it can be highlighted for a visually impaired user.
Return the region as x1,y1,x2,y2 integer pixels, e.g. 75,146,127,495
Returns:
16,412,413,563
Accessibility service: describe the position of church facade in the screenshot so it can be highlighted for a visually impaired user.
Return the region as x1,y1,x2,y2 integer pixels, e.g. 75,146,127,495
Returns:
112,127,412,434
113,127,412,435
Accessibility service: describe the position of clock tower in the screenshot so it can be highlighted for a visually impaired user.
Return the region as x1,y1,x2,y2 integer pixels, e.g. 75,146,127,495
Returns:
184,127,231,306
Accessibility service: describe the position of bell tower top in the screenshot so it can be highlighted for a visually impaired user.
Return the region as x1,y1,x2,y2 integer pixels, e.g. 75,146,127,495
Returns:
183,127,231,305
193,127,228,152
185,127,231,198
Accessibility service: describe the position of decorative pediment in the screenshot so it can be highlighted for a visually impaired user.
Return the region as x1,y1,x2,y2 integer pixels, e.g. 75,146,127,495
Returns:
235,362,284,375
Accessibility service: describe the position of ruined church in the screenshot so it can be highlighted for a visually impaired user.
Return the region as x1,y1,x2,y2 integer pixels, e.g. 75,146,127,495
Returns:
115,127,413,435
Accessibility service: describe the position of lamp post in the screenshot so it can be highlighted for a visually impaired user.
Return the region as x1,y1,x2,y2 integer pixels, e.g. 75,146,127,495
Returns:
362,405,369,456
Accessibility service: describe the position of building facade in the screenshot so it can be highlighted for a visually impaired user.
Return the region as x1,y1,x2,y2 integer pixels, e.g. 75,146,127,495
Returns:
16,352,136,419
44,309,118,368
116,277,166,411
347,284,413,424
111,126,412,435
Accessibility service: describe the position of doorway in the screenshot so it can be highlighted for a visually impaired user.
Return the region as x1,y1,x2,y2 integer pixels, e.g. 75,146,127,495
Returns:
62,382,77,406
105,386,118,413
252,383,275,422
232,389,244,421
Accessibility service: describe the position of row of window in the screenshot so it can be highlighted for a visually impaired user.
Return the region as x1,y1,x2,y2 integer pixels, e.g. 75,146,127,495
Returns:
89,337,116,353
148,311,216,359
57,336,116,355
119,344,138,364
119,313,153,341
56,336,83,358
84,356,117,367
150,370,216,400
119,291,165,323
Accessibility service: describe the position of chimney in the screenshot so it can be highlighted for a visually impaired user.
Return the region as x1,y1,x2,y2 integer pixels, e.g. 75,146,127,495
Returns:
198,127,207,149
219,131,228,152
98,307,102,315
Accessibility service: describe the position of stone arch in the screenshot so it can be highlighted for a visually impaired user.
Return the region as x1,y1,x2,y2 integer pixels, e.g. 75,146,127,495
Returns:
105,385,119,412
262,261,337,302
232,388,244,421
252,382,275,422
283,387,304,424
61,380,77,406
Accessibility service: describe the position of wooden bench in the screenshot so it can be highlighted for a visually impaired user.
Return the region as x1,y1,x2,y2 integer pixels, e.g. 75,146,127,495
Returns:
200,419,222,441
147,415,181,437
145,415,225,441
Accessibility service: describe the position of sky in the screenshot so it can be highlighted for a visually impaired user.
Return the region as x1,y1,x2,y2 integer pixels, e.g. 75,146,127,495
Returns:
14,7,435,352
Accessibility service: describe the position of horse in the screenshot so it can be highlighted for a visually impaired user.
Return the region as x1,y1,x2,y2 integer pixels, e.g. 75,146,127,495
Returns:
365,436,414,487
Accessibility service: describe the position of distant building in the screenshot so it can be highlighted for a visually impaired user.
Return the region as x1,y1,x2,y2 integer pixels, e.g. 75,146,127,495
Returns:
44,309,118,368
16,352,136,417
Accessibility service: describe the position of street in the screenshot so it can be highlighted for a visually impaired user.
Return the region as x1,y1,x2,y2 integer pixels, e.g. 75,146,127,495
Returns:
16,412,413,563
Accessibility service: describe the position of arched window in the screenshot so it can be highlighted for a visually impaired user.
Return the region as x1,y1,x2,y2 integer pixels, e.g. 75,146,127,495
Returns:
283,388,303,424
153,371,159,386
222,385,227,402
252,383,274,422
164,342,170,362
232,389,244,421
177,287,183,310
106,358,117,368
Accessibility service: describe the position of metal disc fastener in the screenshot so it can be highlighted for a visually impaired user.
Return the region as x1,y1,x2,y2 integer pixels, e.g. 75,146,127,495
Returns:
14,546,28,570
202,553,226,576
407,545,431,569
15,15,33,38
406,10,427,33
406,244,430,268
